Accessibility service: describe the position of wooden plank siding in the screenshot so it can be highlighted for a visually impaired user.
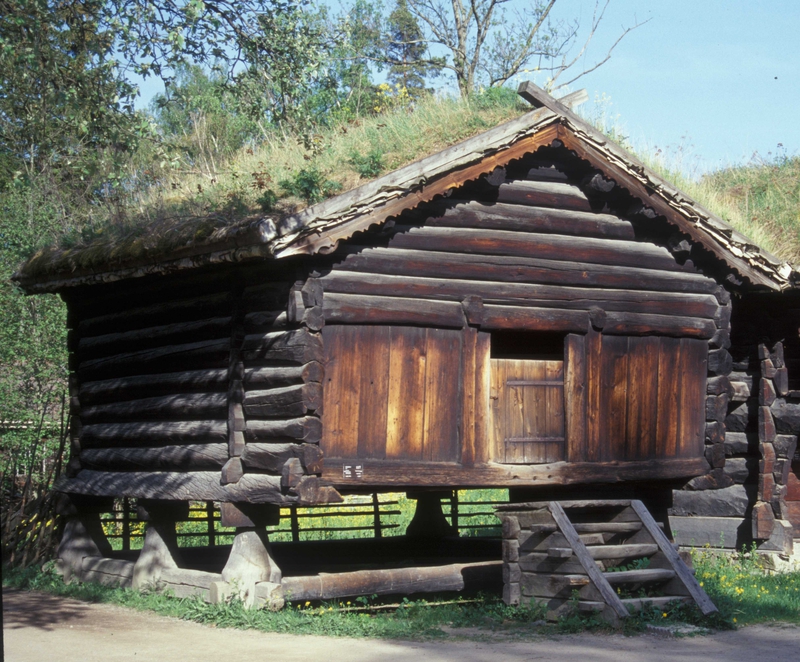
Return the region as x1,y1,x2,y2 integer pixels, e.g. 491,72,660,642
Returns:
490,359,565,464
566,334,707,463
321,325,462,463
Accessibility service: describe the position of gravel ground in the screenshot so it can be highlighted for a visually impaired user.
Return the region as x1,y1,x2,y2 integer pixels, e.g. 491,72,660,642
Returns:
4,588,800,662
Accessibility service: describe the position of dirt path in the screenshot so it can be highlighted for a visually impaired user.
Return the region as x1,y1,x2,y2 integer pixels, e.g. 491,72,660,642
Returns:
4,588,800,662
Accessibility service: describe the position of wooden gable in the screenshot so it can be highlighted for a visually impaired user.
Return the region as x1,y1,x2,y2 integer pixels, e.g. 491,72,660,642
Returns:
317,144,717,486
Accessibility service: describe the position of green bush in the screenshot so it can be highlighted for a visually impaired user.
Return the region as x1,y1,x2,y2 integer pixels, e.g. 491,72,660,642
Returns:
280,168,343,204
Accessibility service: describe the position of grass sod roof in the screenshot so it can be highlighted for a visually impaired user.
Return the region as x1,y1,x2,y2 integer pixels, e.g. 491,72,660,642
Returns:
13,83,796,294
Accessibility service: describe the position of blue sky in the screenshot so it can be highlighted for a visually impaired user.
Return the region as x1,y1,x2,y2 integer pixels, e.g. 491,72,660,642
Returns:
136,0,799,174
542,0,800,173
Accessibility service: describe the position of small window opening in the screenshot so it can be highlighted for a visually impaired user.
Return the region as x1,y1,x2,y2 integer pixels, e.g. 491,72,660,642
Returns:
490,331,565,360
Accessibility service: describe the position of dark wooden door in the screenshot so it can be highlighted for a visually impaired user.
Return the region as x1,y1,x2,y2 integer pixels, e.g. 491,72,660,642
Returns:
490,358,565,464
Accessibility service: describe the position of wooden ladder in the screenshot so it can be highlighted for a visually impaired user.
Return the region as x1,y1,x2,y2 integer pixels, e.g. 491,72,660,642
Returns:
497,499,718,624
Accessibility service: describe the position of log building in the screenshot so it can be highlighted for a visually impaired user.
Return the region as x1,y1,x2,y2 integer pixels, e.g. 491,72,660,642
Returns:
14,83,800,604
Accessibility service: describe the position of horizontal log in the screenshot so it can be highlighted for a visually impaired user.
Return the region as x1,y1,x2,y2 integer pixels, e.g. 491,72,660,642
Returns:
243,310,289,331
244,383,323,418
730,381,751,402
281,561,502,601
246,417,322,443
479,304,586,332
240,329,323,365
525,163,569,181
159,568,222,600
79,556,134,588
723,432,757,456
668,516,746,549
78,339,230,381
80,369,229,405
337,247,720,296
602,568,676,584
588,544,658,560
521,572,590,598
481,305,715,338
82,393,227,424
425,200,635,239
81,421,228,448
77,317,232,360
388,225,691,273
321,271,720,319
245,362,324,389
321,457,708,488
603,311,716,339
496,180,592,211
241,443,323,473
240,281,294,310
323,293,465,328
77,292,232,336
65,265,240,315
80,444,230,471
707,375,734,397
518,552,602,574
56,469,291,503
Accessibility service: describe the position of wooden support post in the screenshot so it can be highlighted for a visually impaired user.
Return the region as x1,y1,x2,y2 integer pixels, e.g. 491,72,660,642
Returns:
56,514,113,582
450,490,459,534
405,492,456,538
54,495,113,582
132,499,188,590
221,528,282,608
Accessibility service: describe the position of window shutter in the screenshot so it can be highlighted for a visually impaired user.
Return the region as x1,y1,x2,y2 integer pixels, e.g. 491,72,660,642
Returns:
490,358,565,464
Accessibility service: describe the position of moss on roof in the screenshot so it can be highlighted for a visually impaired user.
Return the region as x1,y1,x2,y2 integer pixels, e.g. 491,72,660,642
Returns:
17,92,529,284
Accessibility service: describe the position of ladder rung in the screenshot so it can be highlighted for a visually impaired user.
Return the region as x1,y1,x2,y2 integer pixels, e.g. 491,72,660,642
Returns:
602,568,676,584
588,544,659,560
572,522,643,533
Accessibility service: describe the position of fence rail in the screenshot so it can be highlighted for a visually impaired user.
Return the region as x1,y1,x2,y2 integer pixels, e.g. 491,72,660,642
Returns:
100,491,507,550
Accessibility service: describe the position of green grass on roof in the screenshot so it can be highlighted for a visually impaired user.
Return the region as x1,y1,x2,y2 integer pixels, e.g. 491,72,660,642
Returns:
20,87,800,280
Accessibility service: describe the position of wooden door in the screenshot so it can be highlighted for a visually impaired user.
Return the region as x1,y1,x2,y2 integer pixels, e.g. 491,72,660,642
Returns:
490,359,565,464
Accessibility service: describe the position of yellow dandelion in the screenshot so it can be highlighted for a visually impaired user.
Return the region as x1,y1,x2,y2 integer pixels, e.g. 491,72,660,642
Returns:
662,612,668,618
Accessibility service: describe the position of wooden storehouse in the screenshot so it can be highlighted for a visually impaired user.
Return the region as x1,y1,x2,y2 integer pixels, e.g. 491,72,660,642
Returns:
14,83,800,604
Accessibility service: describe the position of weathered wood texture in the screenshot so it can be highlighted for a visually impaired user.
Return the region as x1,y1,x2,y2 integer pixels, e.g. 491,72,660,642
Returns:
56,469,339,505
569,334,706,463
321,457,707,488
490,359,564,464
321,324,462,462
282,561,501,601
63,265,331,505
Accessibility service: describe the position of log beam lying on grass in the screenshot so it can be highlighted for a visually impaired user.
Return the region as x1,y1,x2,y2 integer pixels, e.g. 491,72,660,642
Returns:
281,560,502,601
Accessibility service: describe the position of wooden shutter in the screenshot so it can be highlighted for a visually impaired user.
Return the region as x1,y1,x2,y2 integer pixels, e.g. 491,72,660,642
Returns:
490,358,565,464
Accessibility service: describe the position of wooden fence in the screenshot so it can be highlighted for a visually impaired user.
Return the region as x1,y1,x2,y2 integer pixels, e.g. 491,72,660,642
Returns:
100,491,507,550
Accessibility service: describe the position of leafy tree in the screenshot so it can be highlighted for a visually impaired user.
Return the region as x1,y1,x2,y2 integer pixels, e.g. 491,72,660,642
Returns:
151,65,264,173
303,0,385,125
385,0,434,98
0,0,143,187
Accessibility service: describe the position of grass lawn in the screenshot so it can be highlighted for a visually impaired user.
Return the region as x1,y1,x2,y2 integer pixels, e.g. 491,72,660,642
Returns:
4,544,799,638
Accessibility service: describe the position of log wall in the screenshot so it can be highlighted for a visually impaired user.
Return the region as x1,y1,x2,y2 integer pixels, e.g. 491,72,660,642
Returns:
318,150,722,486
59,266,337,505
